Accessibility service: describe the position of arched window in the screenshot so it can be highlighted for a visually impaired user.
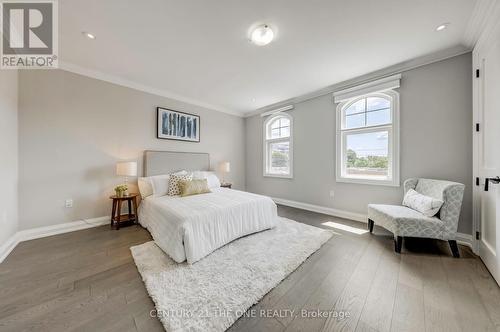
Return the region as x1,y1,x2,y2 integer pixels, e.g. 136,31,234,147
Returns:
336,91,399,186
264,113,293,177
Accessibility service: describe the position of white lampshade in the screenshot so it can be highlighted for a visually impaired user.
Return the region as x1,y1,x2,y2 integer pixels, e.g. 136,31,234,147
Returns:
219,161,231,173
116,161,137,177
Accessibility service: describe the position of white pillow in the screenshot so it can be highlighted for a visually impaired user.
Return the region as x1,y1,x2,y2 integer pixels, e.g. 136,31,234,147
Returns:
138,177,153,199
150,174,171,197
191,170,206,179
192,171,221,189
402,189,444,217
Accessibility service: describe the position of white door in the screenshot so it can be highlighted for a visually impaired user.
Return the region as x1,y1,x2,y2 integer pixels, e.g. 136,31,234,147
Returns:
474,24,500,284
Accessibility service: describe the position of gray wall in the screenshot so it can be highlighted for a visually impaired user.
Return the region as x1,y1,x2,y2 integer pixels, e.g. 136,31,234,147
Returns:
18,70,245,230
0,70,18,246
245,53,473,234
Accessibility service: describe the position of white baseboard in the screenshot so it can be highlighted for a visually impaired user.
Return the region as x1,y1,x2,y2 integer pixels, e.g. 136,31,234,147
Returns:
17,216,110,242
272,197,474,249
0,200,475,264
272,197,367,223
455,233,473,249
0,216,109,264
0,233,21,264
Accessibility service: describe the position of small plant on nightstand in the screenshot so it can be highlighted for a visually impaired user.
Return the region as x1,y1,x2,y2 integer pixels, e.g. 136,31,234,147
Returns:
114,184,128,197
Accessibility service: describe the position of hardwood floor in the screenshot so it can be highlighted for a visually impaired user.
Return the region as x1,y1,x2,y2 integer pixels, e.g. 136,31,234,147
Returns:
1,205,499,332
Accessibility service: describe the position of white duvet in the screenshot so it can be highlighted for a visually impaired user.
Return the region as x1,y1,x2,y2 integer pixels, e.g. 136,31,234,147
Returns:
138,188,278,264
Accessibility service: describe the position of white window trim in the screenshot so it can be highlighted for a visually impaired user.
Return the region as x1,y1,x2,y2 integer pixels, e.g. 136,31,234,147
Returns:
263,112,293,178
333,74,401,103
335,90,400,187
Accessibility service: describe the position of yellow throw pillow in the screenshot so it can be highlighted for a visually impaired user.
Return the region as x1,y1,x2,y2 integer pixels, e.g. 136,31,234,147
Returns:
178,179,211,197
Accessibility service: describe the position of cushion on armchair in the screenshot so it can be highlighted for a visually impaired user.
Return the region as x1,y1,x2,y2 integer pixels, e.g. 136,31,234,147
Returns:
402,189,444,217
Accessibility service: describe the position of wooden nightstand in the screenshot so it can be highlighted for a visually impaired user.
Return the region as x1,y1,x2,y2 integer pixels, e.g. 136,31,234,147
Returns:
110,193,139,230
220,183,232,189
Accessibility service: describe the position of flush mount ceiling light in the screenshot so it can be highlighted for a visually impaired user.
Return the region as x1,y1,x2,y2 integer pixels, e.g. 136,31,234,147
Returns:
435,23,450,31
250,24,274,46
82,31,96,39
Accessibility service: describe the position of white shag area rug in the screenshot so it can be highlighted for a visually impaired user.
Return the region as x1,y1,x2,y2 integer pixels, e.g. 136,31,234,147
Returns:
130,217,332,332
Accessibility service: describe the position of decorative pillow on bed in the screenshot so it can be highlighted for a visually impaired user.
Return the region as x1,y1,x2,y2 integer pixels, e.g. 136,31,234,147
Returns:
192,171,221,189
151,174,172,197
167,173,193,196
402,189,444,217
178,179,211,197
138,174,172,198
137,177,153,199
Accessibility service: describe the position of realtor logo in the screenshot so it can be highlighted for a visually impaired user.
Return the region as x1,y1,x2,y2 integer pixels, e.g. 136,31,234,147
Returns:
1,0,58,69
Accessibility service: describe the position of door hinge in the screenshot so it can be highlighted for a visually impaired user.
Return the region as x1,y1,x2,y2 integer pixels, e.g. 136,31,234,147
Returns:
476,123,480,132
476,177,480,186
476,231,480,240
476,69,480,78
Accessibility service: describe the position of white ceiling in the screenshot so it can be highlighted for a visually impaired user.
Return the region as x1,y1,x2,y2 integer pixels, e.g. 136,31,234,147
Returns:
60,0,477,115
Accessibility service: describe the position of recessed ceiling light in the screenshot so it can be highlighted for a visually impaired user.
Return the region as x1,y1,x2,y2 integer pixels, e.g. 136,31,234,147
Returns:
82,31,96,39
435,23,450,32
250,24,274,46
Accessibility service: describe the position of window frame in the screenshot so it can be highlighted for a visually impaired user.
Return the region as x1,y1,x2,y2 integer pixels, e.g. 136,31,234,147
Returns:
263,113,293,178
335,91,400,186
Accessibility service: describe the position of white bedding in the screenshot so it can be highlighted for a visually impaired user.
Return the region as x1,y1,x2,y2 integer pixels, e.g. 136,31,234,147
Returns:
138,188,278,264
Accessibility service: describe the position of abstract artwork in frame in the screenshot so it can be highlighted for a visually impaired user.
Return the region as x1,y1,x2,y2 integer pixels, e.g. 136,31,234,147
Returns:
157,107,200,142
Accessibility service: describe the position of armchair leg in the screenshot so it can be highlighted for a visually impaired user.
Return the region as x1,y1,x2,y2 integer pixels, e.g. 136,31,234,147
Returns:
368,219,374,233
448,240,460,258
394,236,403,253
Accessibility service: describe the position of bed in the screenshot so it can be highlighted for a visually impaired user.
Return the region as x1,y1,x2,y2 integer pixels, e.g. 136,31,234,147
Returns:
138,151,278,264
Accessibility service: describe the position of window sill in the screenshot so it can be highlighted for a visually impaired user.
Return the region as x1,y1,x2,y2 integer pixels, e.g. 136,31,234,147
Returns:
336,176,400,187
264,173,293,179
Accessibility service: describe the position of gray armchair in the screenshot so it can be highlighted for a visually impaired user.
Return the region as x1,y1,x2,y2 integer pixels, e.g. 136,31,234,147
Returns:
367,178,465,257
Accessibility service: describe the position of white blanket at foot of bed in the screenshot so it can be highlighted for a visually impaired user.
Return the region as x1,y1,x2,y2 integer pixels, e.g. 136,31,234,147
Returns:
139,188,278,263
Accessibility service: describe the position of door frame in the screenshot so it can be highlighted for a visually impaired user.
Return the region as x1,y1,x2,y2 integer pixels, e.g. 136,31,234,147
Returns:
472,2,500,255
472,50,479,255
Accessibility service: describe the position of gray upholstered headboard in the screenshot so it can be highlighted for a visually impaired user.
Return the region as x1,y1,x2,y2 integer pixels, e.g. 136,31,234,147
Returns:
143,150,210,176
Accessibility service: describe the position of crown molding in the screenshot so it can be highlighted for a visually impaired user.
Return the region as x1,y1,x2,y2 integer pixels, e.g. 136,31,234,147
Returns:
59,41,475,120
463,0,498,48
244,45,471,118
58,61,243,117
472,0,500,54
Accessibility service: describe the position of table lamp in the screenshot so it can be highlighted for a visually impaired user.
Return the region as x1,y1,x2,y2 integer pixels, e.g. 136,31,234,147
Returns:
116,161,137,186
219,161,230,185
